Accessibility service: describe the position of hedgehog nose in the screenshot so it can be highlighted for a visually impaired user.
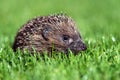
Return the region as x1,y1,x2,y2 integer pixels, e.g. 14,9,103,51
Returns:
69,40,87,54
81,43,87,51
77,41,87,51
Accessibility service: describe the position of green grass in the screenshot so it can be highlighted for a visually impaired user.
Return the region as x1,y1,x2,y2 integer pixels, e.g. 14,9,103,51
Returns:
0,0,120,80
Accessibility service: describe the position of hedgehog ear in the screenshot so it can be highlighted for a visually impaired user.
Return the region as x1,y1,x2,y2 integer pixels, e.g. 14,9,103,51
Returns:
42,27,51,41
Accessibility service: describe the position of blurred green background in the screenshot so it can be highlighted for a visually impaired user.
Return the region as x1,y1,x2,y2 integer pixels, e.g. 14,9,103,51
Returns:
0,0,120,40
0,0,120,80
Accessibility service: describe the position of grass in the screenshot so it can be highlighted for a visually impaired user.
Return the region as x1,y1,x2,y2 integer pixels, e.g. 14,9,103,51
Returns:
0,0,120,80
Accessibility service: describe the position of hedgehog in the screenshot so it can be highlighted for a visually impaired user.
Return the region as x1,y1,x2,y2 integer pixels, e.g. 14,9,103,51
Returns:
13,14,87,55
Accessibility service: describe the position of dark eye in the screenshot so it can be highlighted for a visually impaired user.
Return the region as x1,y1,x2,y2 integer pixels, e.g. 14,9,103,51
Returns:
62,35,69,41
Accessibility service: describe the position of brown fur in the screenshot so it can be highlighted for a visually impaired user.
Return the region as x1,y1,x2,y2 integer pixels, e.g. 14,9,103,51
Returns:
13,14,87,54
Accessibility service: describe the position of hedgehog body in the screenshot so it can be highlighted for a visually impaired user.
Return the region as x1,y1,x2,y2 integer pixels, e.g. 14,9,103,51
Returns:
13,14,87,54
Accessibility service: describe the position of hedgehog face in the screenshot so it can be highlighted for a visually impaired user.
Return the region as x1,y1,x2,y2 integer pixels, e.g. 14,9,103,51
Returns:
61,33,87,54
40,17,87,54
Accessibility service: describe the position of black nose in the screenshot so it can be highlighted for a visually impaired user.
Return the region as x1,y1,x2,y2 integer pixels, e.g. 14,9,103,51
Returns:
81,43,87,51
69,41,87,54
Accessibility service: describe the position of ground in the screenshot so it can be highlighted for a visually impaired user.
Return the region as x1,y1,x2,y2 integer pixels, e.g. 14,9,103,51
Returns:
0,0,120,80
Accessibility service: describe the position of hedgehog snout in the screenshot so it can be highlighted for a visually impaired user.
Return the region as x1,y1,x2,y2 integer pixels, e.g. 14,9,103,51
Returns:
69,39,87,54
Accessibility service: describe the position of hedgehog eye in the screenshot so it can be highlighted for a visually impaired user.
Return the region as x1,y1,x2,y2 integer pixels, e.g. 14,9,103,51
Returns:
62,35,69,41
